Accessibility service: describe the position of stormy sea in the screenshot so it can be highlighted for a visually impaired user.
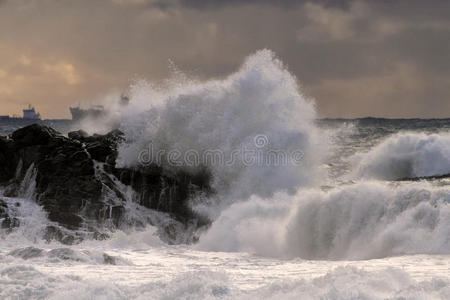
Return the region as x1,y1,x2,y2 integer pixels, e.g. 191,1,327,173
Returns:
1,51,450,299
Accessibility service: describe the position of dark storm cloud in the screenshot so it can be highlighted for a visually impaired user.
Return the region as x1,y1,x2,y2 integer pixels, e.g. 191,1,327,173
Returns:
0,0,449,118
141,0,353,10
180,0,353,8
179,0,308,9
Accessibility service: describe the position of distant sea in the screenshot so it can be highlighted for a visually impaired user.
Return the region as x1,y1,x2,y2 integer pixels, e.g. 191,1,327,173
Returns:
0,119,72,136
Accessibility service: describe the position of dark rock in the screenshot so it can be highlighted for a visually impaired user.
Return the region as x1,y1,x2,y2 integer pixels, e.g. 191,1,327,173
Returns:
86,141,112,162
0,136,17,182
68,129,89,140
46,211,83,230
0,199,7,217
1,216,20,229
103,253,117,265
0,199,20,230
8,247,44,259
68,128,124,163
397,173,450,181
43,225,83,245
11,123,61,147
93,231,110,241
0,124,212,244
43,226,64,243
48,248,83,261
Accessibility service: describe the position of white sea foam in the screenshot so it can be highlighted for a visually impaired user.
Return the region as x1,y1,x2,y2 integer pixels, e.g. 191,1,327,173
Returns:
0,196,49,245
2,182,450,298
354,132,450,180
17,163,37,200
198,181,450,260
1,259,449,299
247,266,450,300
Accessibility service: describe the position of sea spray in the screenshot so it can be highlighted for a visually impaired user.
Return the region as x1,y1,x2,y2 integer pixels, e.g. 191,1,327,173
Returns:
114,49,324,211
17,164,37,200
197,181,450,260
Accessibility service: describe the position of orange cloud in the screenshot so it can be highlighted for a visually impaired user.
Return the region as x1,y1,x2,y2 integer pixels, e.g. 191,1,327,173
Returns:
43,62,81,85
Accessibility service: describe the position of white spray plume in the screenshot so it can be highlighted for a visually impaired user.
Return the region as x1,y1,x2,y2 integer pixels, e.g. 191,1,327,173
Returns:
113,49,323,207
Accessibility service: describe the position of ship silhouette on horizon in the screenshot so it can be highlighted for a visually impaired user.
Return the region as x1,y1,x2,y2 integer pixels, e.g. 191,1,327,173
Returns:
0,105,41,121
70,94,129,121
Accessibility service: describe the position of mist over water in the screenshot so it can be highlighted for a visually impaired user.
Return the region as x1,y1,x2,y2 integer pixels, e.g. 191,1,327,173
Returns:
1,50,450,299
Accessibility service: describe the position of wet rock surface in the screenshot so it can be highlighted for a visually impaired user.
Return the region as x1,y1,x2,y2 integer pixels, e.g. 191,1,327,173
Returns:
0,199,20,230
0,124,212,244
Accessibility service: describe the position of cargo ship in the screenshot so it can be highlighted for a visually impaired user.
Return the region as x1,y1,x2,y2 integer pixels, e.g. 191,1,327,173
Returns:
0,105,41,121
69,105,105,122
70,94,129,121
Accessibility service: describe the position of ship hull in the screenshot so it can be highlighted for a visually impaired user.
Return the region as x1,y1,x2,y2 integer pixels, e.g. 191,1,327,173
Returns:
70,107,105,121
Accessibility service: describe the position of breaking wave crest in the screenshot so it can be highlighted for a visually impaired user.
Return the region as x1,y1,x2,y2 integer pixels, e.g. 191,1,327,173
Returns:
198,181,450,260
354,132,450,180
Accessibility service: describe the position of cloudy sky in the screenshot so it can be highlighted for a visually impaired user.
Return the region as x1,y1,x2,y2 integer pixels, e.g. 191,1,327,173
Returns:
1,0,449,119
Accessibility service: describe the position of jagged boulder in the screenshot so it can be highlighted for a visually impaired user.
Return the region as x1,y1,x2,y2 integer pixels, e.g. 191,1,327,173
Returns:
9,125,102,230
67,129,89,140
69,129,124,163
11,124,61,147
0,124,212,244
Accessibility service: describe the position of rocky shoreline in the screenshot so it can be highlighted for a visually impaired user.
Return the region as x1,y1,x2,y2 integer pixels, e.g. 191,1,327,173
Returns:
0,124,212,244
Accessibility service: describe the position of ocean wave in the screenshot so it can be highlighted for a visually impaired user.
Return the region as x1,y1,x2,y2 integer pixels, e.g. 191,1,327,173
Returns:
1,264,448,299
197,181,450,260
249,266,450,300
354,132,450,180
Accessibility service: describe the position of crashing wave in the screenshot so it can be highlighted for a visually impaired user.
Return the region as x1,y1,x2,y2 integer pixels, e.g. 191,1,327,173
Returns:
197,181,450,260
116,49,322,206
353,132,450,180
